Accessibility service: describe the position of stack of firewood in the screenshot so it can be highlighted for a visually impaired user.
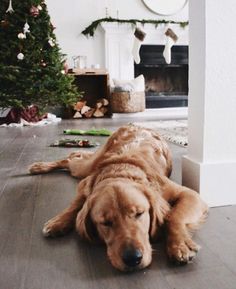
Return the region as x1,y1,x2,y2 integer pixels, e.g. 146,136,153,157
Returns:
73,98,109,118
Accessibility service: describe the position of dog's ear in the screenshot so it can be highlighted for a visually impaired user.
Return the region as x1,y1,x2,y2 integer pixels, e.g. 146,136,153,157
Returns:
75,175,98,242
141,186,170,239
76,196,97,242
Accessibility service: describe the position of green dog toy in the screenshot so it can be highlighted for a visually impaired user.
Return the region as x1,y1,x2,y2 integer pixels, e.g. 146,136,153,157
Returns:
63,128,112,136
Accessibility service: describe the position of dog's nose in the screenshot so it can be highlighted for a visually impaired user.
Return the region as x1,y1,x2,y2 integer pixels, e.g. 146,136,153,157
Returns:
122,247,143,267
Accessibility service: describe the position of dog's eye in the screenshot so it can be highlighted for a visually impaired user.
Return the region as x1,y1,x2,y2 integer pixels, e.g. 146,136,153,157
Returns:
135,211,144,218
102,220,113,227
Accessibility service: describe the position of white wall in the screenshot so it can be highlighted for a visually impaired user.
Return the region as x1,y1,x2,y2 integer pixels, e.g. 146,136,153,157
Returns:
46,0,188,68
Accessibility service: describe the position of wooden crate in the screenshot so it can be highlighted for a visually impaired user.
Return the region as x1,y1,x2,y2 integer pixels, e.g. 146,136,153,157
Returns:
70,69,112,117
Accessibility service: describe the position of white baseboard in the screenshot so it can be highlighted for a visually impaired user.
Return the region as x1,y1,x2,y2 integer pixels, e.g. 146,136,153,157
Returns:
182,156,236,207
113,107,188,120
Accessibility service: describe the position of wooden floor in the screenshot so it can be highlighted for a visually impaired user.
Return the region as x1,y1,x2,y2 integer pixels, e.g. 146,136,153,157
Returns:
0,118,236,289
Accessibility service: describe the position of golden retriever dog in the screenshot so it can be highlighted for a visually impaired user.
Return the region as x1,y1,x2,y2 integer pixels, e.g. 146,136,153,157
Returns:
29,125,208,271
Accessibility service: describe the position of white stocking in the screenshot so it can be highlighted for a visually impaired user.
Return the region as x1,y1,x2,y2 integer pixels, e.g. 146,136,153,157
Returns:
132,28,146,64
163,28,178,64
132,38,142,64
163,37,175,64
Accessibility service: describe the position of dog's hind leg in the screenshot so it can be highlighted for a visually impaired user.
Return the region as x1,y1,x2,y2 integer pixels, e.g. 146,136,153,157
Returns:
29,150,95,176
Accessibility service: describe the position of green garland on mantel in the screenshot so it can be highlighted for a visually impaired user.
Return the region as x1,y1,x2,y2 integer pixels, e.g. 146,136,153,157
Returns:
82,17,189,37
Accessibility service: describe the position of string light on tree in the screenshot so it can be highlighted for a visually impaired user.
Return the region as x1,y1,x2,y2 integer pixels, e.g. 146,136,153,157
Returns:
37,5,43,11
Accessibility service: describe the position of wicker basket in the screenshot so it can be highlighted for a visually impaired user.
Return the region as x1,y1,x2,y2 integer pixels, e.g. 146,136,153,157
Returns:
111,91,145,113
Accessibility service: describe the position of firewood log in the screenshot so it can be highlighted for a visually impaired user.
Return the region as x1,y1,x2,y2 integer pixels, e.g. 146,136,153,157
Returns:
95,102,103,109
84,108,95,118
73,111,82,118
96,98,109,107
81,105,91,115
100,107,108,114
74,101,86,111
93,108,105,117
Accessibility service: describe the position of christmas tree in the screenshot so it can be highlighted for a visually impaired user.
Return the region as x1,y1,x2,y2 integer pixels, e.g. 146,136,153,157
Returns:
0,0,81,112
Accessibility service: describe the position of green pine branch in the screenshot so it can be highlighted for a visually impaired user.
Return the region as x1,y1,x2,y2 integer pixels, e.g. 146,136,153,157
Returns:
82,17,189,37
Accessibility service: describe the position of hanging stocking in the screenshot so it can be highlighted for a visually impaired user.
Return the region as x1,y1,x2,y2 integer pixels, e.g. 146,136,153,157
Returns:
132,27,146,64
163,28,178,64
6,0,14,13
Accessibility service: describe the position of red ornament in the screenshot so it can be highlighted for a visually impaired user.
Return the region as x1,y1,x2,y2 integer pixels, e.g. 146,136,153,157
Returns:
30,6,39,17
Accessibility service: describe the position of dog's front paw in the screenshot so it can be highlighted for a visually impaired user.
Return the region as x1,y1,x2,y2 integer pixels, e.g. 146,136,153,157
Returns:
29,162,52,174
167,237,200,264
42,215,72,237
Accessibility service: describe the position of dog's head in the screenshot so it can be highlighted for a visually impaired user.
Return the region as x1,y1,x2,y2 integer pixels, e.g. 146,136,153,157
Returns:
76,179,169,271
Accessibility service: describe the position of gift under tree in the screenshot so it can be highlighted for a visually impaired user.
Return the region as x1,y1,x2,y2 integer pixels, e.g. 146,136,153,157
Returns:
0,0,81,121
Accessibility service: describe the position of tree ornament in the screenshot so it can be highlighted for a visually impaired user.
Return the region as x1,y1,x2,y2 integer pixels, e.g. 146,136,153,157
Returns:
48,38,55,47
6,0,14,13
163,28,178,64
18,32,26,39
30,6,39,17
23,22,30,34
132,27,146,64
17,53,24,60
37,5,43,11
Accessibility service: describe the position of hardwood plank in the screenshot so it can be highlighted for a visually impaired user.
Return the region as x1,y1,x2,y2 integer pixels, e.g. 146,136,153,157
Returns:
197,208,236,275
165,266,236,289
0,126,58,288
216,205,236,224
0,127,49,196
0,158,41,289
0,128,19,153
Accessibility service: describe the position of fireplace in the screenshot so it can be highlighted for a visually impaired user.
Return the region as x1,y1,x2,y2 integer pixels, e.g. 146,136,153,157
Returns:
134,45,188,108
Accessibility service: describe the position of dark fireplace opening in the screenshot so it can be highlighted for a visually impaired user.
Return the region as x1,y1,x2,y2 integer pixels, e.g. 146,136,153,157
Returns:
134,45,189,108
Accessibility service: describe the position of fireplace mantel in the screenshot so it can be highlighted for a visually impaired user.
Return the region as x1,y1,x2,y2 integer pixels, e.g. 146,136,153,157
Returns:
101,22,189,80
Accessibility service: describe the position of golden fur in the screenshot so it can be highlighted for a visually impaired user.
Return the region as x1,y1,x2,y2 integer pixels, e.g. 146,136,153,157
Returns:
29,125,208,271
